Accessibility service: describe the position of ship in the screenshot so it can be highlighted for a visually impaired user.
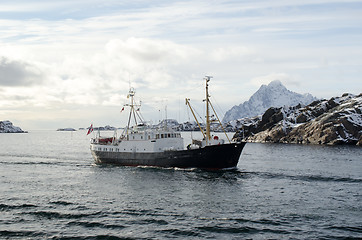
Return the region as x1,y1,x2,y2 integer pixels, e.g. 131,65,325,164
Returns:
90,76,246,169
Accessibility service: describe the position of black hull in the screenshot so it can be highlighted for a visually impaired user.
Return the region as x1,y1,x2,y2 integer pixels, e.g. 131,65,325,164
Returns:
91,142,246,169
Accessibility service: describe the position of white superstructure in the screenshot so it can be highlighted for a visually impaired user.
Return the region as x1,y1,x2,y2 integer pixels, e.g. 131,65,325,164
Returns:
90,127,183,153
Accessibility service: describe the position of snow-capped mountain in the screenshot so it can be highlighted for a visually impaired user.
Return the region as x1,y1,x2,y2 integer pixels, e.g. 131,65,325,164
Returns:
222,80,317,122
233,93,362,146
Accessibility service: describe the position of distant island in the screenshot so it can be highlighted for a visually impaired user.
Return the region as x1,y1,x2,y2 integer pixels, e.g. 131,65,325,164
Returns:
232,93,362,146
0,120,27,133
57,128,77,131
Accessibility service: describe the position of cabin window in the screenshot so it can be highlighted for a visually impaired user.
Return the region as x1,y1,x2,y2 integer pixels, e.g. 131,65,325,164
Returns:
133,136,135,139
168,133,171,138
148,136,150,140
161,134,164,138
141,136,143,139
156,134,159,139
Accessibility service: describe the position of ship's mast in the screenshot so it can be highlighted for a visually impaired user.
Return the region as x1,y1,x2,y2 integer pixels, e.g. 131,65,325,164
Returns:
125,88,135,135
125,87,144,134
205,76,212,145
185,76,231,145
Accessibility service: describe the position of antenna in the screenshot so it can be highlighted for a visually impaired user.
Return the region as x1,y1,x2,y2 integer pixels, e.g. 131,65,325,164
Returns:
128,72,131,89
204,75,213,81
165,105,167,130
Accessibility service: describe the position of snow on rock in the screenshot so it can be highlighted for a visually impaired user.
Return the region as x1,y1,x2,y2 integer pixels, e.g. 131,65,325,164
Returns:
232,93,362,146
223,80,317,122
0,120,26,133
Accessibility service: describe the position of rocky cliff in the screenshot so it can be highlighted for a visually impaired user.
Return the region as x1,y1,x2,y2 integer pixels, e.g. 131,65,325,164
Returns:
0,120,26,133
233,93,362,146
223,80,317,122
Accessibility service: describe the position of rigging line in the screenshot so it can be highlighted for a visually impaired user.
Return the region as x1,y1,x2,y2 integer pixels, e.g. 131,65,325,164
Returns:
126,105,133,135
211,95,226,120
193,106,205,125
135,110,145,124
186,99,206,138
173,80,204,99
186,100,193,140
209,101,231,143
132,103,138,126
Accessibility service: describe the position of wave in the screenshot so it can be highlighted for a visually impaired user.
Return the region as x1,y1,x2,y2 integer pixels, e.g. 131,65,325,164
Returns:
67,221,126,230
111,209,161,217
23,210,103,220
0,230,46,238
46,235,139,240
247,171,362,183
129,219,168,225
157,228,202,237
0,203,38,211
49,200,74,206
0,153,91,165
197,216,286,226
197,225,290,234
0,156,90,166
329,225,362,233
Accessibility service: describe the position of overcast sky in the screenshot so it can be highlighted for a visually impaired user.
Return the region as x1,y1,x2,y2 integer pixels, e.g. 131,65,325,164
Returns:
1,0,361,130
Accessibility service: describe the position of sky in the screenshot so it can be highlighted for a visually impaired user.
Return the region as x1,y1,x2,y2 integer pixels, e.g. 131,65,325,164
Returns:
0,0,361,130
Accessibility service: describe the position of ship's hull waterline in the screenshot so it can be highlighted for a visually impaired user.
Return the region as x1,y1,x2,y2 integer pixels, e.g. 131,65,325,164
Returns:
91,142,246,169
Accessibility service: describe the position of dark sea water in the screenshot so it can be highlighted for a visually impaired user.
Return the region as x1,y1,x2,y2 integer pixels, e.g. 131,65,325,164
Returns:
0,130,361,239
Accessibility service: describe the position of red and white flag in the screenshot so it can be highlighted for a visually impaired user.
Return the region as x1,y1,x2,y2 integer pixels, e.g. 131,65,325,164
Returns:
120,107,125,113
87,124,93,135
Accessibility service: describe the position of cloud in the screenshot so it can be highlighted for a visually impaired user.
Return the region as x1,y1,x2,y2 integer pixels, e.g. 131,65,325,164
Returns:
105,38,198,65
250,73,297,87
1,1,361,129
210,46,254,62
0,57,43,86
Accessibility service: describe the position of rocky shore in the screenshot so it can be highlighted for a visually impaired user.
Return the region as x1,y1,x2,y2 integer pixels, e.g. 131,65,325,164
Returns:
233,93,362,146
0,120,27,133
